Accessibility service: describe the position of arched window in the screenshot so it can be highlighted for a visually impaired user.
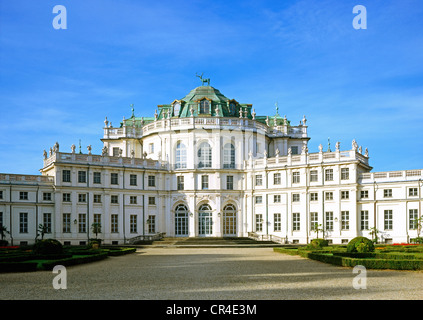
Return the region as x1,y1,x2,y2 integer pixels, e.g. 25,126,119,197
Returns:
199,100,210,114
223,143,235,169
175,142,187,169
198,204,212,235
229,103,236,115
173,102,181,117
198,142,212,168
175,204,189,236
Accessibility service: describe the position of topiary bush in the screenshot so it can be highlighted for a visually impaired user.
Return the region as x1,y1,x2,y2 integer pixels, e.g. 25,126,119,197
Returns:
33,239,64,255
306,238,329,250
347,237,375,253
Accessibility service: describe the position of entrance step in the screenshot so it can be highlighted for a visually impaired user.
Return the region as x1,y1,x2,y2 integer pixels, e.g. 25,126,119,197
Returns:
146,237,280,248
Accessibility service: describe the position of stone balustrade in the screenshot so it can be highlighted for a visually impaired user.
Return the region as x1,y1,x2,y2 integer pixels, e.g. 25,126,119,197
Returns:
103,117,307,140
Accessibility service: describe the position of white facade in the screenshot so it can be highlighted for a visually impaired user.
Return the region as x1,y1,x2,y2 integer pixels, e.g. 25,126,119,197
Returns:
0,85,422,245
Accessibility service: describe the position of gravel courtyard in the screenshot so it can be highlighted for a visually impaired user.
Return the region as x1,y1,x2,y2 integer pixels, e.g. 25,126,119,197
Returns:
0,247,422,300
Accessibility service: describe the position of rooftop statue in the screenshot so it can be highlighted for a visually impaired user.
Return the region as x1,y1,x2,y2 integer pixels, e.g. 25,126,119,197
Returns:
196,72,210,86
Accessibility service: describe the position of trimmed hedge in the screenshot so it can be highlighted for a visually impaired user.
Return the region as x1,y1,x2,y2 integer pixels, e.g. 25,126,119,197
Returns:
39,252,109,270
0,261,39,273
347,237,375,253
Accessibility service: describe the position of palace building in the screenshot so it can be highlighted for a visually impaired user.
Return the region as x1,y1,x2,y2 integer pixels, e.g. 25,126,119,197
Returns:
0,83,422,246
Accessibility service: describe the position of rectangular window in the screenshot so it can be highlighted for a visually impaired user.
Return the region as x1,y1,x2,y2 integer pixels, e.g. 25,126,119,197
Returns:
78,193,87,203
273,173,281,185
19,192,28,200
19,212,28,233
111,173,119,185
0,191,3,200
255,196,263,204
177,176,184,190
201,175,209,190
409,188,418,197
43,213,52,233
43,192,52,201
274,213,281,232
292,172,300,184
93,194,102,203
274,195,281,203
63,213,71,233
310,170,318,182
255,175,263,186
111,214,118,233
292,193,300,202
325,192,333,201
325,169,333,181
226,176,234,190
310,192,318,201
325,212,333,231
130,196,137,204
63,193,71,202
291,146,299,155
293,213,300,231
0,212,3,229
93,172,101,184
360,190,369,199
256,214,263,232
148,175,156,187
384,210,393,230
78,171,86,183
360,210,369,230
113,147,120,157
341,191,349,200
130,174,137,186
78,214,86,233
341,168,349,180
310,212,318,231
111,195,119,204
148,196,156,205
341,211,349,230
409,209,418,229
94,214,101,225
384,189,392,198
149,143,154,154
148,215,156,233
130,215,137,233
62,170,71,183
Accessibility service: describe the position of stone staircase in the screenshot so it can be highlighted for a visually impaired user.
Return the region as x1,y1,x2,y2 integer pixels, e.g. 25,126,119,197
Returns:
143,237,280,248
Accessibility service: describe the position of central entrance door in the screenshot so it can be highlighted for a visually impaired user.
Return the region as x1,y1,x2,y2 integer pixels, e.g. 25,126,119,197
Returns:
223,204,237,236
198,204,213,236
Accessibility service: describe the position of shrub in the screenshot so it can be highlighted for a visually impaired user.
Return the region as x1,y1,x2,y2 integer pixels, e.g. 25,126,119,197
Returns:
33,239,63,255
306,238,329,250
347,237,375,253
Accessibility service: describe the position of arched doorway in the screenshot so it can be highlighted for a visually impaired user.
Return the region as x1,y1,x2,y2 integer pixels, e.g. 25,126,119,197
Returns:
175,204,189,236
198,204,213,236
223,204,237,236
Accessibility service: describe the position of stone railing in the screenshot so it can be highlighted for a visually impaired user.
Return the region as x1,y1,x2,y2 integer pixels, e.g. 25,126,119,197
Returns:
247,149,369,169
359,170,423,182
103,117,306,139
43,152,168,170
0,173,54,184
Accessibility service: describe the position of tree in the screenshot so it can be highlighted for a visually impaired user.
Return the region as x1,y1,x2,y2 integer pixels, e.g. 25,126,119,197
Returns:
0,226,9,245
312,223,324,239
37,224,48,241
369,227,380,244
91,222,101,239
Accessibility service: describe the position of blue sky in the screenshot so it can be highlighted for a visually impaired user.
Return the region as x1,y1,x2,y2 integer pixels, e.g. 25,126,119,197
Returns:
0,0,422,175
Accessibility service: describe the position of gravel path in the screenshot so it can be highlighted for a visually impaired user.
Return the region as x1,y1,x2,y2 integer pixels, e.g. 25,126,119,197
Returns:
0,247,422,300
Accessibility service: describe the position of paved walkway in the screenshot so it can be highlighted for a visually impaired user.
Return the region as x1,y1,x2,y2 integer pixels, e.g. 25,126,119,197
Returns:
0,247,422,300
